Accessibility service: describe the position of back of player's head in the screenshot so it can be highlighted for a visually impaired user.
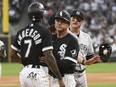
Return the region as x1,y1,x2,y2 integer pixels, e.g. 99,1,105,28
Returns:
28,2,45,22
71,9,85,20
55,10,70,23
48,14,55,26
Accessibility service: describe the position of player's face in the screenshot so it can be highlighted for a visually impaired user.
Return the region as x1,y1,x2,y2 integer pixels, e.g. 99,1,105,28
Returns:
70,16,83,29
55,19,69,32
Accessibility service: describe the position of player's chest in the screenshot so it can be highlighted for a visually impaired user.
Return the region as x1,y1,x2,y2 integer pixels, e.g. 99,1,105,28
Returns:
78,39,89,53
53,38,69,59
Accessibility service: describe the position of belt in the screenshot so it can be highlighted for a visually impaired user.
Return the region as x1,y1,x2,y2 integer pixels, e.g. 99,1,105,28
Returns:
75,68,86,73
25,64,40,68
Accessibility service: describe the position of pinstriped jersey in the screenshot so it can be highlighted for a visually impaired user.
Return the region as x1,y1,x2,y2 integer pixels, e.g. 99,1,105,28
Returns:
11,23,53,66
76,30,94,70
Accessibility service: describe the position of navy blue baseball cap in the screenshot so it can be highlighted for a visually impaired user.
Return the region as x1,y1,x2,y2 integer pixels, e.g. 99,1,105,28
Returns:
71,9,85,20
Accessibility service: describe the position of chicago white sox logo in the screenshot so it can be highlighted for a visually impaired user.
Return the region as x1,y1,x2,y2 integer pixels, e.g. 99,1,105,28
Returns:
59,11,63,16
58,44,67,59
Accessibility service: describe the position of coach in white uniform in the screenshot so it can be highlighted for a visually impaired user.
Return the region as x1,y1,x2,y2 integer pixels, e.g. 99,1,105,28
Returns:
0,40,6,79
70,9,100,87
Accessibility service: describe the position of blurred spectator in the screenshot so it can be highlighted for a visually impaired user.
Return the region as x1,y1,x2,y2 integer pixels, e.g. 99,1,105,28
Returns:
9,0,25,22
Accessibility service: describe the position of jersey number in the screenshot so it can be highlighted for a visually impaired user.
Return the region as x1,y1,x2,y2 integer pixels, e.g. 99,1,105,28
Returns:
24,40,32,57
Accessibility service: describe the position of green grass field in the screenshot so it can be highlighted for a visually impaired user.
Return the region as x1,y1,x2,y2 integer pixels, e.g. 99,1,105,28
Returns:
2,63,23,76
1,63,116,87
88,84,116,87
2,63,116,76
86,63,116,73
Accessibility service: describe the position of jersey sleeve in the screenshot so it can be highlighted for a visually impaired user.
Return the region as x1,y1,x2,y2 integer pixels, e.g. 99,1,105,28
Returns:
42,29,53,52
65,38,79,64
86,35,94,56
11,32,21,52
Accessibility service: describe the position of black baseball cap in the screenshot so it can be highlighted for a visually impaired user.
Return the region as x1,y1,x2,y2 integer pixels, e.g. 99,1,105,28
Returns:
48,14,55,25
71,9,85,20
55,10,70,23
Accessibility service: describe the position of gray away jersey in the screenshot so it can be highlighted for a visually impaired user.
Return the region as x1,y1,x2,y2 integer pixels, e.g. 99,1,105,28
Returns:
76,30,94,70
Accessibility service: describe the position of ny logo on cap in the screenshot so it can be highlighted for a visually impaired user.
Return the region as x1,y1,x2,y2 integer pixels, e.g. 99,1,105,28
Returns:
60,11,63,16
76,11,80,15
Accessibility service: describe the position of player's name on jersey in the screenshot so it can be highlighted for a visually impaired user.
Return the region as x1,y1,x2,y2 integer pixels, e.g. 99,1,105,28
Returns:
17,28,42,45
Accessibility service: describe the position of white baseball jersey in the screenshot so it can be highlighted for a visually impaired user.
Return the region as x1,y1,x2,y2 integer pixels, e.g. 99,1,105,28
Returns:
76,30,94,70
74,30,94,87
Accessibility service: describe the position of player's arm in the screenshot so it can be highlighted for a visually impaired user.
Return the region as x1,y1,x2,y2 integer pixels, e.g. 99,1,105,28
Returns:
43,50,63,83
42,29,64,86
10,47,21,63
40,56,75,73
0,53,4,58
78,35,101,65
10,31,22,63
77,55,101,65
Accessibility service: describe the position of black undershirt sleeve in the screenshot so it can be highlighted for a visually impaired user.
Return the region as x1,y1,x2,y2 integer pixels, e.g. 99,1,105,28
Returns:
86,54,98,63
56,59,76,73
86,54,94,60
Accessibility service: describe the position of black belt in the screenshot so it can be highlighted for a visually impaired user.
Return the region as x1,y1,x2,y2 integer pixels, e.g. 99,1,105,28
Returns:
25,64,40,68
75,68,86,73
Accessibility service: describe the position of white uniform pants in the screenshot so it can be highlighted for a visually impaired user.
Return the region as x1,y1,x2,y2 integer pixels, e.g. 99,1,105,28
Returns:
74,71,87,87
19,65,50,87
50,74,76,87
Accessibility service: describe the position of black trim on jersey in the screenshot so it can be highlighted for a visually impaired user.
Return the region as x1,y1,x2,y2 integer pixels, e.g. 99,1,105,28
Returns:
86,54,99,64
57,59,76,73
86,54,94,60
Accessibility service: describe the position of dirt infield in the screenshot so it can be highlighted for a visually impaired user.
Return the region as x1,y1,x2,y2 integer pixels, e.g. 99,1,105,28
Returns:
0,73,116,86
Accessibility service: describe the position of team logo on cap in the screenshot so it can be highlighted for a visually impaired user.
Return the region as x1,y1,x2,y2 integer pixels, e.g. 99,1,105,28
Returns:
76,11,80,15
59,11,63,16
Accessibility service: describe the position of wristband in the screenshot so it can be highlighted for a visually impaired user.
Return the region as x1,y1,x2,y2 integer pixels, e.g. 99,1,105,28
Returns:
82,59,85,65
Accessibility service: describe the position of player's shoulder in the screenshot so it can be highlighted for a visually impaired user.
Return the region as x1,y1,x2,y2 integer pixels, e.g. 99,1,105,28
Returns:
68,30,78,39
80,30,91,38
68,33,78,42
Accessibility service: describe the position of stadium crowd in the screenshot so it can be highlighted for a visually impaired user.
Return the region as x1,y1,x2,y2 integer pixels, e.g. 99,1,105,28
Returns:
0,0,116,55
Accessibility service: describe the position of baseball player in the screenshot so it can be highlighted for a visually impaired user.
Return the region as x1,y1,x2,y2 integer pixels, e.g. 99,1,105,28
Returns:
48,10,79,87
70,9,100,87
48,14,56,35
10,2,65,87
48,12,100,66
0,40,6,79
